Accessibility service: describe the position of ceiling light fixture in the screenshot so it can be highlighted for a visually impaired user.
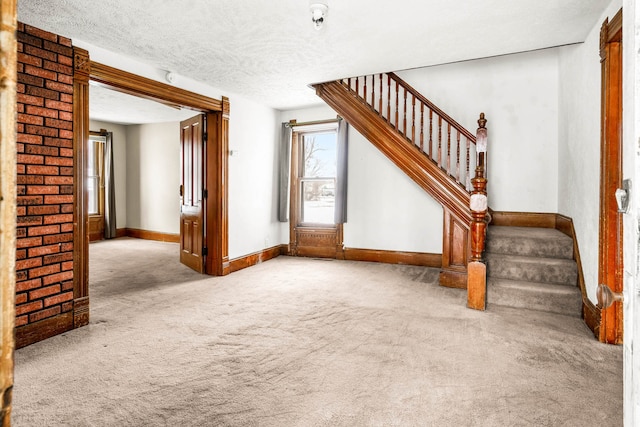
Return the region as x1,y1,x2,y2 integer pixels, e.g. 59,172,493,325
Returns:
310,3,328,30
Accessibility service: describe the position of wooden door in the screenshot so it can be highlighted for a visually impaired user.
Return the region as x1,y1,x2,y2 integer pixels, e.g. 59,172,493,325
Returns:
598,10,623,344
180,114,206,273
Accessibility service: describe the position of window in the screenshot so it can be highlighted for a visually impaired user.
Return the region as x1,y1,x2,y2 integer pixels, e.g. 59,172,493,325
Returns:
87,134,106,216
299,131,337,225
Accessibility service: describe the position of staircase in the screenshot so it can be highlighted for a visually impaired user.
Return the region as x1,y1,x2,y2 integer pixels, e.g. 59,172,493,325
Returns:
485,226,581,316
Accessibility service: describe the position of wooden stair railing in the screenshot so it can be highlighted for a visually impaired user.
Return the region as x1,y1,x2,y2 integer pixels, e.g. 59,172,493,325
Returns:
314,73,488,307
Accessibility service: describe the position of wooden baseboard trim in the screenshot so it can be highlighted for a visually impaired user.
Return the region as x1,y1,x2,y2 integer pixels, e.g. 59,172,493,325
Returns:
124,228,180,243
343,247,441,267
227,245,288,274
490,211,600,337
115,228,127,238
15,312,74,349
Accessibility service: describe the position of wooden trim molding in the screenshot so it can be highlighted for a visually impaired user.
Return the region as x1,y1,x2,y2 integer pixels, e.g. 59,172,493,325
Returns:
343,248,441,267
15,312,74,349
90,62,222,112
115,228,127,238
122,228,179,243
489,211,557,228
0,0,17,421
228,245,288,274
73,46,91,329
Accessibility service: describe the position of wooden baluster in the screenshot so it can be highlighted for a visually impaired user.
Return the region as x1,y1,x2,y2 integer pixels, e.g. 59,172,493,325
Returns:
429,110,433,158
468,112,488,311
347,78,351,91
387,75,391,123
420,103,424,151
379,74,383,115
466,137,471,190
395,81,399,130
403,88,407,136
446,123,451,174
437,116,442,167
363,76,367,104
371,75,375,108
456,130,461,183
355,77,359,98
411,95,416,144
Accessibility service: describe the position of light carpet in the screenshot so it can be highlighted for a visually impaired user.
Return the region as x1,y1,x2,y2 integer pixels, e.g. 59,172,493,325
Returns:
13,238,622,426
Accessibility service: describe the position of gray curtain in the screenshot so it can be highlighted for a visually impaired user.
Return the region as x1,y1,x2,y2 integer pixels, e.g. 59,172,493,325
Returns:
104,132,117,239
278,123,292,222
334,119,348,223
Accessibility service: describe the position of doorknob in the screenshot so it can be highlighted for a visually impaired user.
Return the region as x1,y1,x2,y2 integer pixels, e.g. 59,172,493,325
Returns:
615,179,631,213
596,283,623,309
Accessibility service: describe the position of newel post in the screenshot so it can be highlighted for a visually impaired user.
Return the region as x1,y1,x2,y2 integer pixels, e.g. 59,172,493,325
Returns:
467,113,488,310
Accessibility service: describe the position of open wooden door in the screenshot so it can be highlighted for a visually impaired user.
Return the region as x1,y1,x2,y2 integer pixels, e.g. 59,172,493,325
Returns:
180,114,206,273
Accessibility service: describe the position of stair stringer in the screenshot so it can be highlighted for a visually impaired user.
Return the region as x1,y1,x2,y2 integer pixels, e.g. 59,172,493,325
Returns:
314,81,472,287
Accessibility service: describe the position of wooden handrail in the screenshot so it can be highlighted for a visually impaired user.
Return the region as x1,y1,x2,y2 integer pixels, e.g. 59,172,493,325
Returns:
387,73,476,143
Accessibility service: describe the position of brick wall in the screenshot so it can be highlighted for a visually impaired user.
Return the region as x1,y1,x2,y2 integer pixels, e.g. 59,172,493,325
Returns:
15,24,75,328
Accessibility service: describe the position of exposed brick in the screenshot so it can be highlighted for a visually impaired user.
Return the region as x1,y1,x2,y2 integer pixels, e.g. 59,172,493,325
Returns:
17,153,44,164
16,143,24,153
28,205,59,215
59,55,73,66
44,99,72,112
43,271,73,286
29,284,61,300
60,204,73,214
45,81,73,95
16,271,27,282
43,233,73,244
59,130,73,139
26,86,59,101
61,301,73,312
44,176,72,185
42,60,73,76
17,103,24,113
60,223,73,232
25,145,59,157
17,195,44,206
26,165,58,175
17,185,25,195
45,117,72,130
15,278,42,292
26,185,59,195
16,293,27,305
61,261,73,271
16,300,43,316
16,249,27,260
28,264,61,279
24,44,57,62
61,280,73,291
17,175,43,185
25,124,58,137
60,167,73,176
27,244,60,257
17,236,42,249
16,206,26,216
43,251,73,265
44,156,73,167
60,186,73,195
24,25,58,43
24,64,57,82
60,242,73,252
18,53,42,67
59,148,73,158
17,72,44,87
17,133,43,145
43,40,73,57
16,257,43,271
17,83,25,94
44,291,73,307
44,195,73,204
29,306,61,323
59,36,72,47
17,62,24,73
17,31,43,48
18,113,44,126
57,74,73,85
16,227,26,238
27,224,61,237
25,105,58,119
17,123,24,133
17,93,44,106
16,316,28,327
44,214,73,224
58,111,72,122
16,215,43,227
44,137,72,148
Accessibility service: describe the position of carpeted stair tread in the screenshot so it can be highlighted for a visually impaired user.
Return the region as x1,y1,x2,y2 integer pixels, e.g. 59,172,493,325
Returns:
488,278,582,317
486,226,573,259
485,252,577,286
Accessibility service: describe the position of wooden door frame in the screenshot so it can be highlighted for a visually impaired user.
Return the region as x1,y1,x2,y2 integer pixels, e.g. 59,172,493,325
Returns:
73,58,230,326
598,9,623,344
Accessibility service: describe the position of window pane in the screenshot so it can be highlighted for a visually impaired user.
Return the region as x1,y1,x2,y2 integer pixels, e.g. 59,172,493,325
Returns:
87,177,99,214
301,180,335,224
302,132,337,178
87,139,96,176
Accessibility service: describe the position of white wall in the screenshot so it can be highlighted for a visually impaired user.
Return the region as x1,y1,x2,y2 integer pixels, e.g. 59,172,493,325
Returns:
125,122,181,234
397,48,560,213
280,105,444,254
558,0,622,303
89,119,127,229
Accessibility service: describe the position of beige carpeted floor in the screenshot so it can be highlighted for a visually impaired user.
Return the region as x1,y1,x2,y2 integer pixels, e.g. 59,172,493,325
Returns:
13,238,622,426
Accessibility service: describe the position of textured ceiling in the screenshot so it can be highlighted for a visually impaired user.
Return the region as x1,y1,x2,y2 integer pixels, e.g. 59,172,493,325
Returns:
19,0,610,113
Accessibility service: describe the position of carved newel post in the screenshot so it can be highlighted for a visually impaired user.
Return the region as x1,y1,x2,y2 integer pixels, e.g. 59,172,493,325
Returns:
467,113,488,310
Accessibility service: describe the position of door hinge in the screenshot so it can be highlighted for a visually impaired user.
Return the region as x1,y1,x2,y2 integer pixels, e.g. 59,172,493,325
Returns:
203,189,208,199
202,247,208,256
